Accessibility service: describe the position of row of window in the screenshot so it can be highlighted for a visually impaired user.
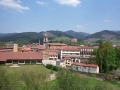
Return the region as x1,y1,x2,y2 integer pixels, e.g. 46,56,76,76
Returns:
6,60,42,63
62,50,79,52
49,55,58,57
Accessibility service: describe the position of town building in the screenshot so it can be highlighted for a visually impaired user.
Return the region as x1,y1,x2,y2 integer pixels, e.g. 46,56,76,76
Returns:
47,43,67,50
0,52,42,65
71,38,77,42
72,62,99,73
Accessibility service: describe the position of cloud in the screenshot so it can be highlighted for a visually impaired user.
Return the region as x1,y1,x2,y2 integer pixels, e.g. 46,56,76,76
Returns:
104,20,111,23
36,1,46,5
54,0,81,7
0,0,29,13
77,25,83,28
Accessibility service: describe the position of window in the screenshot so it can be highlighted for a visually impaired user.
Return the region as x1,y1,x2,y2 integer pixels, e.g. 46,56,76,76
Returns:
31,60,36,64
37,60,42,63
19,60,24,63
25,60,30,64
6,60,12,63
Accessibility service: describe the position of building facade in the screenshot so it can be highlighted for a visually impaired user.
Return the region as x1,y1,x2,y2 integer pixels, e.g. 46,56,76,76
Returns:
72,62,99,73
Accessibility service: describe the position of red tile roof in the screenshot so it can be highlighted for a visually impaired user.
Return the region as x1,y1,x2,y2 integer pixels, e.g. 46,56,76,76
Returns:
19,47,32,51
0,49,13,52
63,57,72,60
49,51,58,56
31,45,45,50
0,52,42,61
73,62,98,68
47,43,67,46
60,46,79,50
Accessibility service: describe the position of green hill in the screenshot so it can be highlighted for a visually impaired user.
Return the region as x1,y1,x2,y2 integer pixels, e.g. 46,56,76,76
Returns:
84,30,120,45
0,30,73,44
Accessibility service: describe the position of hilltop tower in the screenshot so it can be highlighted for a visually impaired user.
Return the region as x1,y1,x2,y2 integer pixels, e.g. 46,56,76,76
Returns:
43,32,48,49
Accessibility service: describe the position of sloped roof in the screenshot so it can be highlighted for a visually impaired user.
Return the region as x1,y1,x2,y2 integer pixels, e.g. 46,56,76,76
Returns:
19,47,32,51
48,51,58,56
0,52,42,61
72,62,98,68
0,49,13,52
47,43,67,46
63,57,72,60
60,46,79,50
31,45,45,50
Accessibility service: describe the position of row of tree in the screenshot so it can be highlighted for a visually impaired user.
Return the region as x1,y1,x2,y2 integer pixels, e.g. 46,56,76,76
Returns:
92,39,120,73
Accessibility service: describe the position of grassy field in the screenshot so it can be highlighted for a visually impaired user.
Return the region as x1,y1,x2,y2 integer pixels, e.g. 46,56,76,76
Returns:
0,65,52,74
0,65,120,90
0,65,55,90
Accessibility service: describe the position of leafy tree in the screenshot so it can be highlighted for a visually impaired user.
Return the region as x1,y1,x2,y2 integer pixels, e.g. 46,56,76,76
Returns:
93,39,117,73
115,46,120,68
0,42,5,47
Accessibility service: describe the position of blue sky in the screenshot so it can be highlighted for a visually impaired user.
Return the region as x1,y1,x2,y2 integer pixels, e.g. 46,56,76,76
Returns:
0,0,120,34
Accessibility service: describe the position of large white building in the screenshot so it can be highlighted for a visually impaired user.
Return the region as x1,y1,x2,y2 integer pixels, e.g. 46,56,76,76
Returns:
72,62,99,73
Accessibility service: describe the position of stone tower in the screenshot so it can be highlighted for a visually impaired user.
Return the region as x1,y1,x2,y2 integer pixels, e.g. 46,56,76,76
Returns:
13,44,18,52
43,32,48,49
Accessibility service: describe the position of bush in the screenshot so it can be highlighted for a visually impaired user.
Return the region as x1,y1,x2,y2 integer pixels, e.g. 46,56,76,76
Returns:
53,66,59,71
46,64,54,69
46,64,60,71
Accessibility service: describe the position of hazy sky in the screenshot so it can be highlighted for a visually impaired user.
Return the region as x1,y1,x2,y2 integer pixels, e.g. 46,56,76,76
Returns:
0,0,120,34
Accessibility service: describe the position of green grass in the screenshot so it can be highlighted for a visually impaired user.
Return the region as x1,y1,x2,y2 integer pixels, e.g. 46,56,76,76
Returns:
52,36,71,41
0,65,56,90
0,65,51,74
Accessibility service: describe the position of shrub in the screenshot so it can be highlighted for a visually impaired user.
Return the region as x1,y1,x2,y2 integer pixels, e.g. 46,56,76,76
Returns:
46,64,61,71
53,66,59,71
46,64,54,69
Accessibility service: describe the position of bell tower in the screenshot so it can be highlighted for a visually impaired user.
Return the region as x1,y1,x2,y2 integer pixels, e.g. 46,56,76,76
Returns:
43,32,48,49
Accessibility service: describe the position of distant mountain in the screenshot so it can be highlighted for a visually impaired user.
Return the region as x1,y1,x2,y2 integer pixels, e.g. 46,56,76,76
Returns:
84,30,120,44
0,33,17,37
0,30,73,43
65,30,90,39
85,30,118,40
113,31,120,34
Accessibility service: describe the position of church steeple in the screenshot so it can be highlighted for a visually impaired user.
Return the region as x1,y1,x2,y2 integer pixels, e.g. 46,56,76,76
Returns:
43,32,48,43
43,32,48,49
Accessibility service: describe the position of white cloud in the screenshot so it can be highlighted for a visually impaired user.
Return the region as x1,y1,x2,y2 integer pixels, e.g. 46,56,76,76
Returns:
104,20,111,23
77,25,83,28
0,0,29,13
54,0,81,7
36,1,46,5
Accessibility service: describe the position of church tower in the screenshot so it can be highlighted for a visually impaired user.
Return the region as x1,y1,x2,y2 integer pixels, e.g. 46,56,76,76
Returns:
43,32,48,49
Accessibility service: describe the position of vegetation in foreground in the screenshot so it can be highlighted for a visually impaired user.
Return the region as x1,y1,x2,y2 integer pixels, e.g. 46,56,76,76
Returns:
0,65,120,90
92,39,120,73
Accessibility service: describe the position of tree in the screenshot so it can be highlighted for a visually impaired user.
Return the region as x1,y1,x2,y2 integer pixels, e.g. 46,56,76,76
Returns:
93,40,117,73
115,46,120,68
0,42,5,47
